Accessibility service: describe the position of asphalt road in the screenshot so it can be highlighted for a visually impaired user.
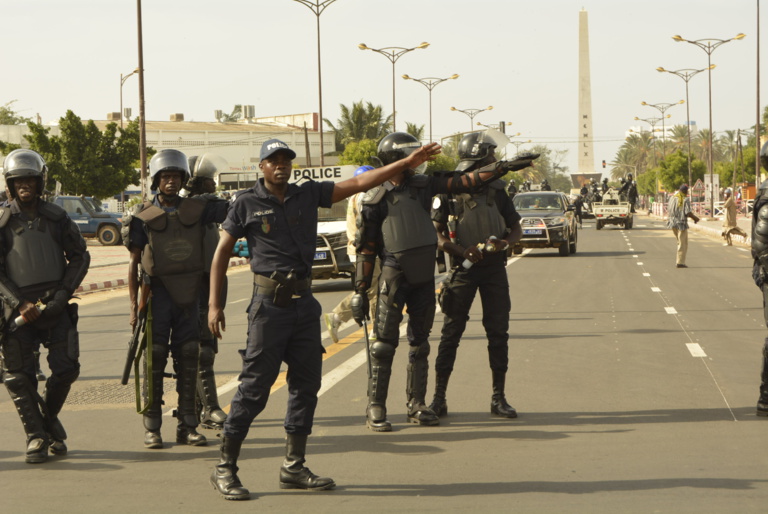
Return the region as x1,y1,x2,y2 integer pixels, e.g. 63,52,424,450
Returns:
2,215,768,513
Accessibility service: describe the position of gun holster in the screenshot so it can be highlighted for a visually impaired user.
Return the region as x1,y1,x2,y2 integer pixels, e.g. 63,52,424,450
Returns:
270,270,296,308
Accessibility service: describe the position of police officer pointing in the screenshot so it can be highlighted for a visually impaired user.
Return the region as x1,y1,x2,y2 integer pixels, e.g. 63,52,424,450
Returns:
0,149,90,463
430,132,526,419
207,138,441,500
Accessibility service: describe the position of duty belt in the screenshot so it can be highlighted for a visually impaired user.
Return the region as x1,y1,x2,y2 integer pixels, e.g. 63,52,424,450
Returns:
252,273,311,295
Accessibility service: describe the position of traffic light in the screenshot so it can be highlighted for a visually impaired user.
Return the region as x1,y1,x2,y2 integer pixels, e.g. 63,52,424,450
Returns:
602,160,606,168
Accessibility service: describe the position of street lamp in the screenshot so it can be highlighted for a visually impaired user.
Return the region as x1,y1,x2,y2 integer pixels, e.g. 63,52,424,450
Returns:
633,116,667,168
120,68,139,129
673,32,746,216
359,42,430,131
450,105,493,131
656,65,714,189
402,73,459,142
640,100,684,160
293,0,338,166
477,121,514,131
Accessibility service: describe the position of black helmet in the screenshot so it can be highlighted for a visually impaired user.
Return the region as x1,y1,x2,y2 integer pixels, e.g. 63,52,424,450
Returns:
3,149,47,199
377,132,423,171
149,149,190,190
626,173,633,181
602,177,608,183
456,132,497,172
761,141,768,172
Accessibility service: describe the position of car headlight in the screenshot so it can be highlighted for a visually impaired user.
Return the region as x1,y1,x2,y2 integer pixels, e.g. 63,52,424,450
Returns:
545,217,566,226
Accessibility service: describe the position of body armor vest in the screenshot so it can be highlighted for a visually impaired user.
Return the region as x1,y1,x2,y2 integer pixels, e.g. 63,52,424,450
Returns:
5,216,65,289
754,197,768,256
136,198,206,306
454,186,506,249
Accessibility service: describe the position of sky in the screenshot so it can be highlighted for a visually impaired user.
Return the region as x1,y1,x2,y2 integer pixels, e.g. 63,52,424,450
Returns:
2,0,765,176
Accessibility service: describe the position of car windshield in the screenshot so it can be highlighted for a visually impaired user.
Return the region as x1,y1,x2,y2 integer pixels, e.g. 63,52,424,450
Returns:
514,195,562,210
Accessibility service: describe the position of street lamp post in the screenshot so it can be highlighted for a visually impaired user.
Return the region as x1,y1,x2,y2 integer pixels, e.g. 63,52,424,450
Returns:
640,100,684,162
359,42,430,131
402,74,459,142
450,106,494,131
673,32,746,216
633,117,667,168
120,68,139,129
293,0,338,166
656,66,714,189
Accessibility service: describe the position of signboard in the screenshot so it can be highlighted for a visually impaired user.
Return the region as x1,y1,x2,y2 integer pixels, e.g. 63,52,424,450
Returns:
704,173,720,204
290,165,357,183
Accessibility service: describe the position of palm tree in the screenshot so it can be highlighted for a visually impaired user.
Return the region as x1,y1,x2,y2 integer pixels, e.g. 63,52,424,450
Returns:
404,122,425,141
324,100,393,151
610,147,639,180
669,125,690,154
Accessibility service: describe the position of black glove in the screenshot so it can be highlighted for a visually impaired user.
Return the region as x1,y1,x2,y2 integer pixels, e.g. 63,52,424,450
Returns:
350,293,369,326
501,152,540,172
43,289,70,319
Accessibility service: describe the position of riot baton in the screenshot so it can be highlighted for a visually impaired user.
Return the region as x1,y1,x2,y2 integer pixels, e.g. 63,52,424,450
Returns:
362,318,372,378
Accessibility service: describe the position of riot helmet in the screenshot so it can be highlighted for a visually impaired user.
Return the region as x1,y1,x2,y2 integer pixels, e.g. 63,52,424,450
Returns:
188,153,227,180
626,173,633,181
376,132,425,173
456,132,497,172
149,149,190,190
354,165,374,176
3,149,47,200
761,141,768,172
602,177,608,183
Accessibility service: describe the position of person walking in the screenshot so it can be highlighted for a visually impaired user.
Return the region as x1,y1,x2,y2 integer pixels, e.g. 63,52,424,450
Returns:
666,184,699,268
722,187,747,246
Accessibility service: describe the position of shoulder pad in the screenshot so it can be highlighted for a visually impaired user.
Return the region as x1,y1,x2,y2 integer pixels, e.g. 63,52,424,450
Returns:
409,174,431,188
0,207,11,228
135,204,167,231
37,200,67,221
361,186,387,205
178,197,206,226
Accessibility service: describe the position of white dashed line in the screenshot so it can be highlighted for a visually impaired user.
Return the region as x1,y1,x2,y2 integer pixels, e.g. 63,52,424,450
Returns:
686,343,707,357
665,307,678,314
651,287,661,292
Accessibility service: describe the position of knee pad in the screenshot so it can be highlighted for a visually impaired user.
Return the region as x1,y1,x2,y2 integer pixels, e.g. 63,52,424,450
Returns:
48,367,80,388
4,371,33,395
199,344,216,367
179,340,200,364
370,341,396,361
409,341,430,361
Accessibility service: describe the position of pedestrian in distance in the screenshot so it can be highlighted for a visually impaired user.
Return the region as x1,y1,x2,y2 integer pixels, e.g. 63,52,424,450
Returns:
722,187,747,246
352,132,537,433
207,138,441,500
665,183,699,268
429,132,529,420
0,149,90,463
123,149,229,450
324,165,379,344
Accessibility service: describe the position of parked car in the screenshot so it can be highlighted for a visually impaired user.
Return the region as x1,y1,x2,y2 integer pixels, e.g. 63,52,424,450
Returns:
51,195,123,246
511,191,578,256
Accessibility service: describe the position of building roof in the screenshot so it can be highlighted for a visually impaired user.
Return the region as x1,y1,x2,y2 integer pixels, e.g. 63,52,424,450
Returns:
90,120,297,133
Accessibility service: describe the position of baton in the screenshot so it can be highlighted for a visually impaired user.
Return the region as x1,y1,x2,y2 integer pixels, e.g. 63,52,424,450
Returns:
362,318,372,378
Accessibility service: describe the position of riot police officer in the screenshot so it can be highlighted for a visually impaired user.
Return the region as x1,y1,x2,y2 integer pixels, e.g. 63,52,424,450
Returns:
123,149,229,449
207,138,441,500
751,142,768,416
540,179,551,191
619,173,638,213
506,179,518,198
0,149,90,463
429,132,526,419
352,132,536,432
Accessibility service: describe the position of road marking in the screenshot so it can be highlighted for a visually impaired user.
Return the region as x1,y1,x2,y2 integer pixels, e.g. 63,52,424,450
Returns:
637,262,643,265
229,298,248,304
686,343,707,357
629,248,634,251
643,273,650,277
651,287,661,292
665,306,678,314
318,350,368,396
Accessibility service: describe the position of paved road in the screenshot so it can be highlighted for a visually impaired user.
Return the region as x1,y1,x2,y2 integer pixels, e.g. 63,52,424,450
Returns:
2,215,767,513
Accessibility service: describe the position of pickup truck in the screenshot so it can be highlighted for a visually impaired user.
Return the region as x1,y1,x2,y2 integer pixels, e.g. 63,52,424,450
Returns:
51,195,124,245
592,188,633,230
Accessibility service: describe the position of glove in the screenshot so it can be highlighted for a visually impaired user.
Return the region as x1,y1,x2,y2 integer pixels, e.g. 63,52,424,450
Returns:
42,289,70,319
501,152,540,172
350,293,369,326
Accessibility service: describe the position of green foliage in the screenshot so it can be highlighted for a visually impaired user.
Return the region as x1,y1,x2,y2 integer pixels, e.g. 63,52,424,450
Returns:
636,168,656,196
338,139,378,166
23,111,143,198
653,150,706,192
324,101,392,152
426,153,458,175
0,100,32,125
404,122,425,141
0,140,22,154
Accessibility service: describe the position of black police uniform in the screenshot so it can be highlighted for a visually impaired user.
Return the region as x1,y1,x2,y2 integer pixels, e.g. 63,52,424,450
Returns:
431,180,521,418
221,177,335,441
751,144,768,416
126,194,228,446
0,198,90,462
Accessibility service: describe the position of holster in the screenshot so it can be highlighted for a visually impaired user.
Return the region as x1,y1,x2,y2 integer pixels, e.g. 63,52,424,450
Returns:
271,271,294,308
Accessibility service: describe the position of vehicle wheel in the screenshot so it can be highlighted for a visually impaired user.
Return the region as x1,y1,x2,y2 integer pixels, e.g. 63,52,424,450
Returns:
558,240,571,256
569,230,577,254
97,225,121,246
596,220,602,230
626,217,633,229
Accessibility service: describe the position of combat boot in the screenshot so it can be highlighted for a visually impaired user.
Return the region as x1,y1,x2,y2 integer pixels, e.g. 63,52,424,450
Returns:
197,347,227,429
26,436,49,464
429,372,451,417
175,341,207,446
43,375,75,456
490,370,518,418
758,340,768,417
211,436,250,500
279,434,335,490
366,347,393,432
5,372,49,463
406,348,439,426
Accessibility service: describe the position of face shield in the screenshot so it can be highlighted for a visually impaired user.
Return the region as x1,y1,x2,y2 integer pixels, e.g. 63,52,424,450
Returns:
190,153,228,179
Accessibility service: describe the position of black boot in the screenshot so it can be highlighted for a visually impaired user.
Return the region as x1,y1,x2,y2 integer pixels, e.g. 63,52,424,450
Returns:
490,370,517,418
143,367,166,449
4,372,49,463
758,339,768,417
210,436,250,500
43,378,73,456
366,360,392,432
406,349,439,426
279,434,335,490
176,341,207,446
429,372,451,418
197,347,227,429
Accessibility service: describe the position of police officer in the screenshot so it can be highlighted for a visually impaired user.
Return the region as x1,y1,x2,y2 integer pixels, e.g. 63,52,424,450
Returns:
540,179,551,191
619,173,638,213
352,132,536,432
751,142,768,416
601,177,609,194
181,154,229,429
429,132,525,419
207,138,441,500
506,179,518,198
0,149,90,463
123,149,229,449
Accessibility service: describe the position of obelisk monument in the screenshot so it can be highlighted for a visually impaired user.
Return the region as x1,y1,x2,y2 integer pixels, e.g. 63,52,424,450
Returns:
578,9,595,174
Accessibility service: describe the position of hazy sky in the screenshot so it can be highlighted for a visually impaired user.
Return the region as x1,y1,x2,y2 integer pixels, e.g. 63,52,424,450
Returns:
2,0,764,175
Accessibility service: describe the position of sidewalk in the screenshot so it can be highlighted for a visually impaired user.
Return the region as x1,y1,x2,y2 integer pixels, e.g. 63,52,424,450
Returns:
76,240,248,294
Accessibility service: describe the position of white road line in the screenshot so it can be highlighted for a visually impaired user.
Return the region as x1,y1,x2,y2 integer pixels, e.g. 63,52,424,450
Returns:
318,350,367,396
651,287,661,292
665,306,678,314
686,343,707,357
229,298,248,304
643,273,650,277
637,262,643,265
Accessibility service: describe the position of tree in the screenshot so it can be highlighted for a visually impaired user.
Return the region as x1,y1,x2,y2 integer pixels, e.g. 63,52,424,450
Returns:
0,100,32,125
337,139,378,167
23,110,143,198
404,122,425,141
324,100,392,151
